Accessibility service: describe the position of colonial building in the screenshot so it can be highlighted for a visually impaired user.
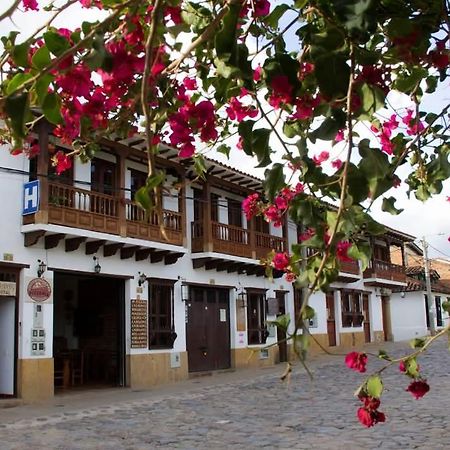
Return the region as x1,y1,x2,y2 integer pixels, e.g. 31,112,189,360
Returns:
0,125,413,402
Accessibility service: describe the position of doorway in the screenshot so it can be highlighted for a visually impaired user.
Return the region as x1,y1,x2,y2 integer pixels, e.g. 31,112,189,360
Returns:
186,286,230,372
326,292,336,347
363,294,371,343
53,272,126,390
0,268,18,398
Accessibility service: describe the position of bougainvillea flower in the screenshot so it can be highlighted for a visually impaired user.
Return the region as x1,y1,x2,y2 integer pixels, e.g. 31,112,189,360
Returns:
242,193,259,220
273,252,290,271
23,0,39,11
406,380,430,399
336,241,353,262
345,352,367,372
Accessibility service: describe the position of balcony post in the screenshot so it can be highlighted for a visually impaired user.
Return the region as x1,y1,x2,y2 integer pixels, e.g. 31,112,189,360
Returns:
249,217,256,259
35,121,49,224
178,171,187,247
203,177,213,252
117,150,127,237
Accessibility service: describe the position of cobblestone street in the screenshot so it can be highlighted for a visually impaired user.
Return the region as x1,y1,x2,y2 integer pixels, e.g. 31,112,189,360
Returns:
1,338,449,450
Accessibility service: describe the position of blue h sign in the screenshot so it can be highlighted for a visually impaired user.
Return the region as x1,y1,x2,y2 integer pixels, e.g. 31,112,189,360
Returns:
23,180,40,215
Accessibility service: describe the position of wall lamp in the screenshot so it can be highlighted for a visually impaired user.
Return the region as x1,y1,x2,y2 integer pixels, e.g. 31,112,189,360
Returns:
138,272,147,287
93,256,101,274
236,288,247,308
37,259,46,278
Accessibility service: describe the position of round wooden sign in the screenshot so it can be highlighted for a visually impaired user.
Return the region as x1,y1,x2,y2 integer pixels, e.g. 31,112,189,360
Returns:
27,278,51,302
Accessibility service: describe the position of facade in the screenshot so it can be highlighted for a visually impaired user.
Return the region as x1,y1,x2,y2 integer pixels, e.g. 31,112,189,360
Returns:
0,128,413,402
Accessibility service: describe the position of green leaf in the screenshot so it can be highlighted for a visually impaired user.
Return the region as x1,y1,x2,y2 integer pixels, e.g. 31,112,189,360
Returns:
42,92,63,125
135,186,153,212
442,300,450,314
6,73,33,95
5,92,29,139
263,163,285,202
314,54,350,100
310,117,342,142
403,357,419,378
410,337,426,349
378,350,391,361
216,144,231,158
264,4,290,29
215,2,240,62
302,305,315,320
12,42,30,67
35,74,54,104
268,314,291,333
382,196,404,215
366,375,383,399
44,31,70,57
31,46,51,70
358,83,385,118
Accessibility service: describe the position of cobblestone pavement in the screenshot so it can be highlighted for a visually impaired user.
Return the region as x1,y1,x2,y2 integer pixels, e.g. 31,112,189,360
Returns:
1,338,450,450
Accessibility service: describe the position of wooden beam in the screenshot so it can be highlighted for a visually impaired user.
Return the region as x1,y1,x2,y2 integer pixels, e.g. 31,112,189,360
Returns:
85,240,105,255
164,253,184,265
135,248,153,261
205,259,221,271
120,246,139,260
24,230,45,247
45,233,65,250
192,258,209,269
216,261,230,272
150,250,169,263
65,237,86,252
103,243,124,257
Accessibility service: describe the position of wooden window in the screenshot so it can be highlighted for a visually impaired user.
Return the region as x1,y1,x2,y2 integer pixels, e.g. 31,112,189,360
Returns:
227,198,242,227
129,169,147,200
29,147,74,185
254,215,269,234
247,291,268,345
373,243,390,262
148,280,176,349
91,158,116,196
193,188,203,222
341,291,364,327
211,193,219,222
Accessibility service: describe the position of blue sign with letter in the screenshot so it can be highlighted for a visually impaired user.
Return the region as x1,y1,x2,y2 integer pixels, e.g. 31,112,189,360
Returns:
22,180,40,215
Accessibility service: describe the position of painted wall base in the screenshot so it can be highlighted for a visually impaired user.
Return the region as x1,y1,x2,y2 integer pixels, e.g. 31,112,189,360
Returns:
128,352,189,389
339,332,365,348
17,358,54,402
232,347,277,369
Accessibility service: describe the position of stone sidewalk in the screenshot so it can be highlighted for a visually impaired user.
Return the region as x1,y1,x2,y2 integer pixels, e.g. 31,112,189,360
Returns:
1,338,449,449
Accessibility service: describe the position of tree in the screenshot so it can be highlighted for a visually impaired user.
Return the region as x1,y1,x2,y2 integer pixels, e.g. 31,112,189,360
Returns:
1,0,449,427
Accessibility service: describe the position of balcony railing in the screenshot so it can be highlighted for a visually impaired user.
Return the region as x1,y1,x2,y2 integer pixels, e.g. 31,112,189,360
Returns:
339,260,360,275
25,182,183,246
363,259,406,283
191,220,287,260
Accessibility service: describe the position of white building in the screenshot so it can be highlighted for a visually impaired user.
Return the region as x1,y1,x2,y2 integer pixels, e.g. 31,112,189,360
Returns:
0,128,415,402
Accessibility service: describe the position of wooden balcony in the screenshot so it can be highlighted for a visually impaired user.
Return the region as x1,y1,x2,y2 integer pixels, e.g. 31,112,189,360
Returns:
363,259,406,286
337,259,361,282
191,220,287,260
23,182,183,247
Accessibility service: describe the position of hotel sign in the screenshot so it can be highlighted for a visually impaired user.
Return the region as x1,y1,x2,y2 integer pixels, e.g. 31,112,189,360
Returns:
27,278,51,302
0,281,16,296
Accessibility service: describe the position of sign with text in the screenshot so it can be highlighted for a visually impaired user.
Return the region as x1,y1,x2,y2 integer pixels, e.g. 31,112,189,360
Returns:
27,278,51,302
22,180,40,215
0,281,16,296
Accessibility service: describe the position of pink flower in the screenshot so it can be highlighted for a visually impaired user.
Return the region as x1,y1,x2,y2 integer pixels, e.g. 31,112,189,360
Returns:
253,65,262,82
53,151,72,175
253,0,270,17
268,75,293,109
291,95,321,120
23,0,39,11
357,406,386,428
226,97,258,122
242,193,259,220
263,205,283,227
183,77,198,90
299,228,315,242
406,380,430,399
285,272,296,282
345,352,367,373
399,360,406,372
332,159,343,170
313,151,329,166
273,252,289,271
164,6,183,24
336,241,353,262
335,129,345,142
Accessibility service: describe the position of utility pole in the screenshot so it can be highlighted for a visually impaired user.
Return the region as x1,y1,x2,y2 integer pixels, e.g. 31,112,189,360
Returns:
421,236,436,336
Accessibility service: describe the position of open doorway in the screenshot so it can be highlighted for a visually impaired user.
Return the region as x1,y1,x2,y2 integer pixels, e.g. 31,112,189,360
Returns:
53,272,125,390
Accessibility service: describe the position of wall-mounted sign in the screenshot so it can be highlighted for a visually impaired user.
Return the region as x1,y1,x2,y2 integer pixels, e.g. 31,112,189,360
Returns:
27,278,51,302
0,281,16,297
22,180,40,215
131,298,148,348
267,297,279,316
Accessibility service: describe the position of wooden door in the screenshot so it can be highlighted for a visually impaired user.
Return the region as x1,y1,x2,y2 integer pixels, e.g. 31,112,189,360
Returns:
381,296,392,341
363,294,371,343
91,158,116,196
186,287,230,372
276,292,287,362
326,292,336,347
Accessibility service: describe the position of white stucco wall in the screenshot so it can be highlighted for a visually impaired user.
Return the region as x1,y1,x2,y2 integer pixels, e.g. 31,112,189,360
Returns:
390,292,428,341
